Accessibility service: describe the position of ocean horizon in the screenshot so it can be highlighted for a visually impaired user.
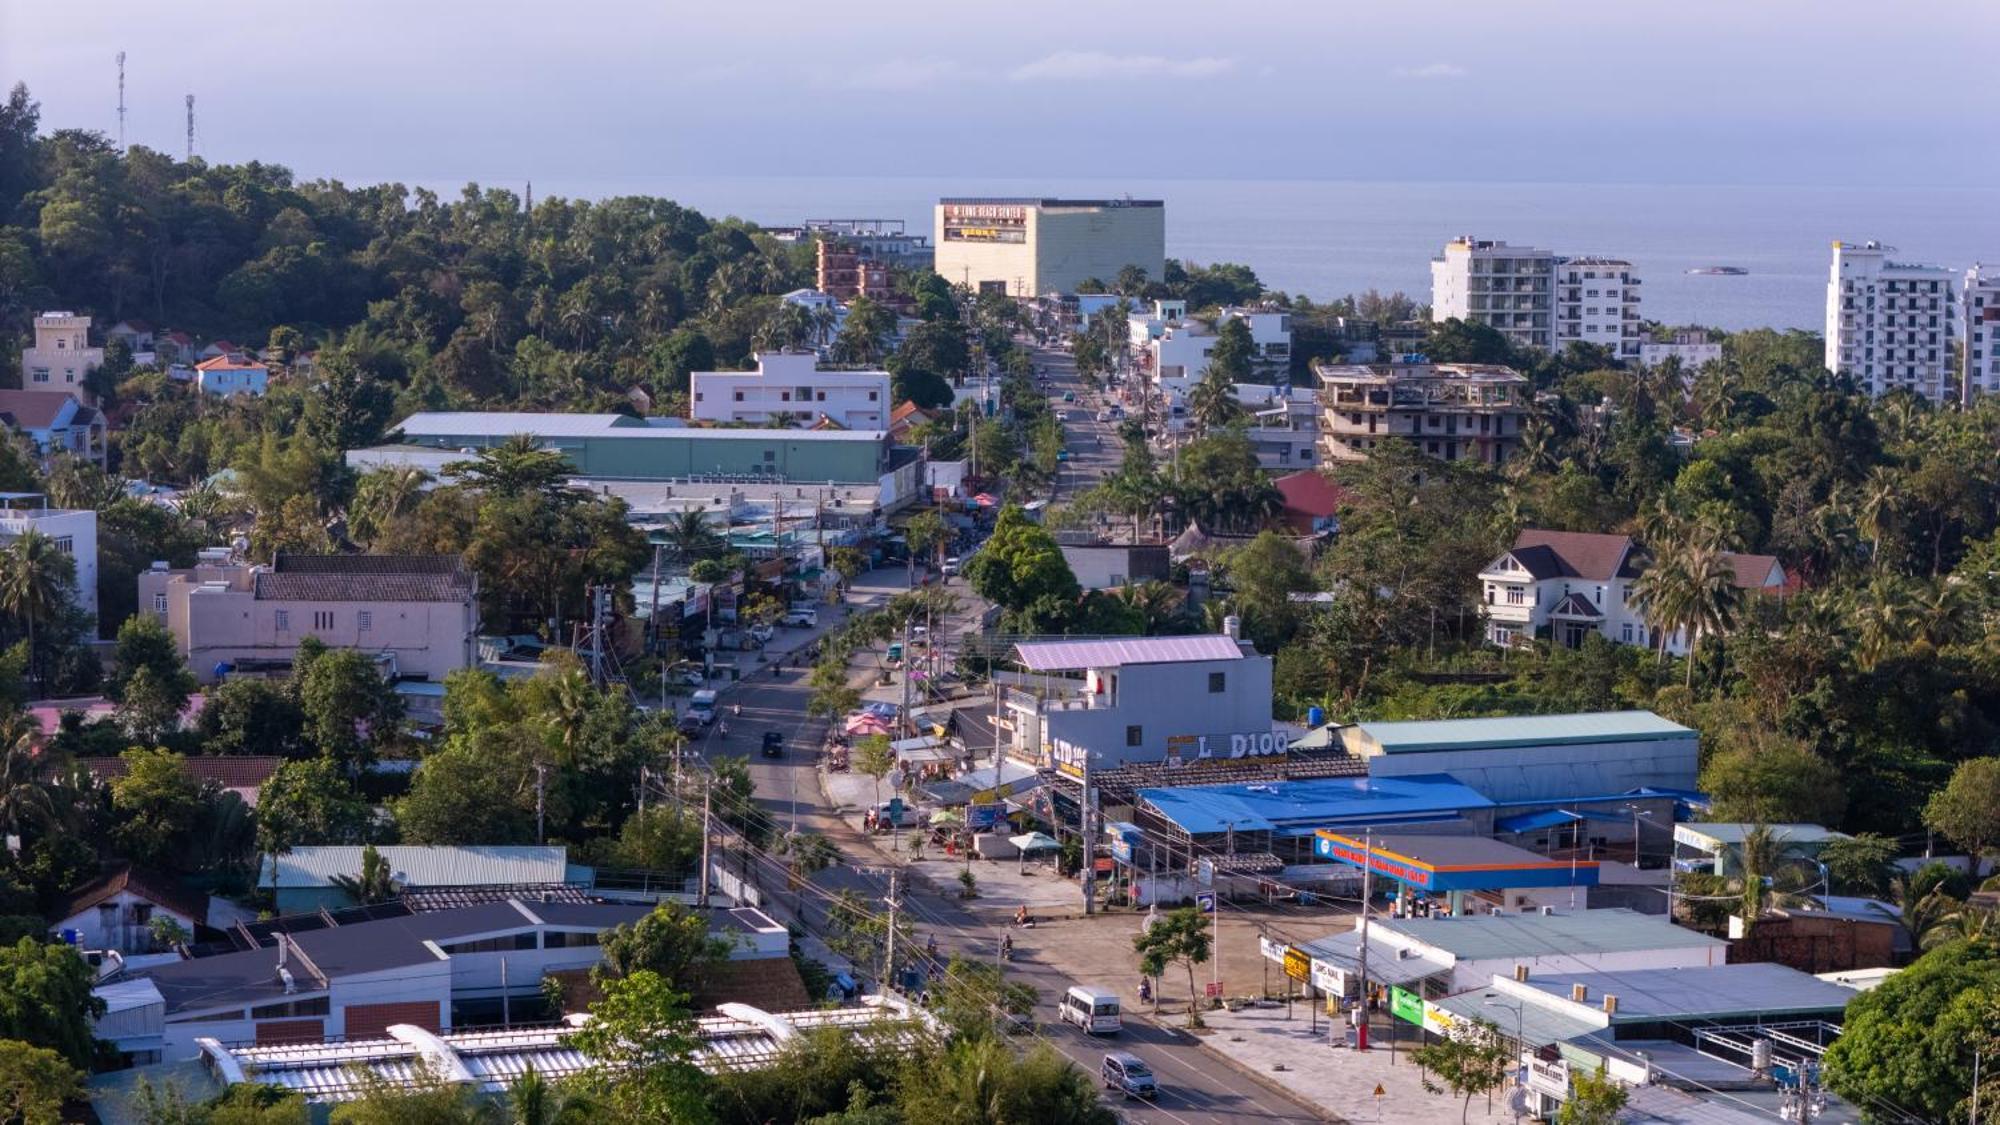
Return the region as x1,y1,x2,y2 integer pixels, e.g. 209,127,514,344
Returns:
444,174,2000,333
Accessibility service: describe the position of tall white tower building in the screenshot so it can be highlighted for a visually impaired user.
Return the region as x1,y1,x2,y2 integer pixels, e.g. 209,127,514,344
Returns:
1553,257,1642,361
1825,241,1957,401
1964,264,2000,402
1430,238,1555,352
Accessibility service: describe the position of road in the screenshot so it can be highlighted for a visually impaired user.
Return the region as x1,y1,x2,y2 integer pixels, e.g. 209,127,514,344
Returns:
1027,336,1123,499
688,572,1329,1124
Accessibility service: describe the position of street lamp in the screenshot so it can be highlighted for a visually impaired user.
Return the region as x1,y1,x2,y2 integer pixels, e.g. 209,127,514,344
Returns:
1623,803,1656,868
1482,993,1526,1124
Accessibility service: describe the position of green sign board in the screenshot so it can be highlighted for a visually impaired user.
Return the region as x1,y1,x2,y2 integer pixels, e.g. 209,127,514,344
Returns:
1390,986,1424,1026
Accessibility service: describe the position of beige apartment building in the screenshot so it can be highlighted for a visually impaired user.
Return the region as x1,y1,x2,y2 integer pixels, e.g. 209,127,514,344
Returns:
933,197,1165,298
1315,361,1530,466
139,552,477,683
20,312,104,406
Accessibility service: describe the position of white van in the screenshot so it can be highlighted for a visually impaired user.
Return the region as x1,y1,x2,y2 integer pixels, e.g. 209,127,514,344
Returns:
687,689,719,725
1059,986,1122,1035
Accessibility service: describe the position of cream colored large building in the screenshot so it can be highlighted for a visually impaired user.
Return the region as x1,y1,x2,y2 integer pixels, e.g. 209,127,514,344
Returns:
139,551,477,683
20,312,104,406
1315,361,1530,466
933,197,1164,298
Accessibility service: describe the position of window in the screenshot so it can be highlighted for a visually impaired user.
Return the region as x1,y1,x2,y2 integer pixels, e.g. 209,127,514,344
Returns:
312,611,334,631
868,391,879,401
179,1008,247,1024
763,450,776,463
1208,672,1226,693
1505,586,1526,606
274,610,290,632
29,368,48,383
1621,623,1633,643
733,391,745,402
1125,725,1143,747
357,611,372,633
546,930,600,948
153,593,168,614
251,996,330,1019
51,536,72,555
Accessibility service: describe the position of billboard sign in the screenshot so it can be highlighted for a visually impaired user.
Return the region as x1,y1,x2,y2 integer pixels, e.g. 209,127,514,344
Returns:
1390,986,1425,1026
1196,891,1216,914
1282,947,1311,983
1528,1056,1571,1100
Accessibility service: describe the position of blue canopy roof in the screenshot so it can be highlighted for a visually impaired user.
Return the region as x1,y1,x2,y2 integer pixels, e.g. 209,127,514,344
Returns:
1138,775,1494,836
1495,809,1581,834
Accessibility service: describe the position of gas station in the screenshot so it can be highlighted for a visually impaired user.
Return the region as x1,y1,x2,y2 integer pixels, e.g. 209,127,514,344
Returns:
1313,831,1600,915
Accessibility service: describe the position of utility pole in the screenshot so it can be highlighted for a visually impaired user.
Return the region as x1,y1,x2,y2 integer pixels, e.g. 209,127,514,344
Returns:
899,615,913,737
647,543,664,655
500,957,510,1026
882,868,902,993
184,94,194,162
116,52,126,150
1973,1049,1982,1125
1081,752,1096,916
1355,828,1374,1051
534,762,547,844
697,781,712,907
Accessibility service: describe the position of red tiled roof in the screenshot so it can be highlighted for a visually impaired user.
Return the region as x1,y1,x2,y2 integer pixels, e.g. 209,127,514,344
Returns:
1723,552,1785,590
889,400,934,426
1273,470,1347,518
49,863,209,927
196,353,269,372
78,754,281,792
0,390,78,429
1509,529,1639,582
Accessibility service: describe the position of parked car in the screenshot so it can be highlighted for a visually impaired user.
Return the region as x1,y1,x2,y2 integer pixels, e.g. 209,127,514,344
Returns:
1100,1052,1156,1100
941,557,960,576
781,608,818,628
748,623,775,644
761,731,784,759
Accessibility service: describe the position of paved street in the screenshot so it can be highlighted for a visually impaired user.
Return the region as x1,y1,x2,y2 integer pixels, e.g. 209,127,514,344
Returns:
680,565,1330,1123
1027,336,1123,498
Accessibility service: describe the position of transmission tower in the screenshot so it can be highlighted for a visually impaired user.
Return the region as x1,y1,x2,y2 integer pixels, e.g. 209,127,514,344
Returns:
184,94,194,162
116,52,126,150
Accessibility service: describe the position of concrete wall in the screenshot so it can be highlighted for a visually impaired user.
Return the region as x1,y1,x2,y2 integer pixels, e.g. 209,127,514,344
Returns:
0,508,97,624
1033,652,1275,769
1359,737,1698,804
1058,544,1169,590
1032,206,1165,297
161,960,454,1060
51,894,199,955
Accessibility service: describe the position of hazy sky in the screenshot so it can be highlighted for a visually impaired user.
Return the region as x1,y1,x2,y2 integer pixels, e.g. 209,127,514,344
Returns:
5,0,1998,193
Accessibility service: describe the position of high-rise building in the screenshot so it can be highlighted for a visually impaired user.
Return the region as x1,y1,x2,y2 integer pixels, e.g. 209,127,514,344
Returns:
1963,264,2000,401
1553,257,1641,360
1314,361,1530,466
933,197,1164,298
1430,238,1555,352
1825,240,1957,401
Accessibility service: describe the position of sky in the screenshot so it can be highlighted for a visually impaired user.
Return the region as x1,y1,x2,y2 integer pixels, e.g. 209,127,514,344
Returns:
4,0,1998,194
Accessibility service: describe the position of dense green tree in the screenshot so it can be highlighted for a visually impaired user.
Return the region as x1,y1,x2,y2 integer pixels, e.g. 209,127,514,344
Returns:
1220,532,1313,650
0,529,76,695
597,903,732,989
254,757,371,886
1825,939,2000,1124
569,970,710,1123
1412,1019,1515,1125
1132,906,1212,1028
0,939,103,1068
963,505,1080,632
394,725,545,845
195,678,308,757
0,1038,82,1125
293,647,402,769
108,748,209,871
1205,316,1256,383
1923,757,2000,878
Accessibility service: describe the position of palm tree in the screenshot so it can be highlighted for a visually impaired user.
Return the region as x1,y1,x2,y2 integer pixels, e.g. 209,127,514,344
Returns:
1115,581,1183,635
766,411,803,430
330,843,400,905
508,1064,599,1124
1727,825,1823,934
0,712,53,845
1850,573,1919,669
348,465,433,547
0,529,76,697
658,510,725,567
1631,529,1739,685
778,831,841,916
1185,366,1242,436
1859,466,1900,571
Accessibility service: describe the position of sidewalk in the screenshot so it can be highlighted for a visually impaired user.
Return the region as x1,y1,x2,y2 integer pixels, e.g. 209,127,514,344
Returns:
1195,1005,1511,1125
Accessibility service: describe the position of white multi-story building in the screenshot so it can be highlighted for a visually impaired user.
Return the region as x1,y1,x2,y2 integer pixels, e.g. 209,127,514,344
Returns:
1431,238,1555,352
1003,634,1279,772
689,351,890,429
1638,330,1723,375
0,498,98,625
1964,264,2000,401
1553,258,1641,360
1478,529,1785,653
1217,307,1294,381
1233,383,1319,469
19,312,104,406
1826,240,1957,401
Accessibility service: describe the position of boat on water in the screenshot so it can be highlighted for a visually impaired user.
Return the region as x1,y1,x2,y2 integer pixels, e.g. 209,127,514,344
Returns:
1686,266,1748,276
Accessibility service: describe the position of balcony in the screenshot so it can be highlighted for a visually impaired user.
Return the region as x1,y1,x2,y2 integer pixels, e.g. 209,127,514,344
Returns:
1006,683,1110,715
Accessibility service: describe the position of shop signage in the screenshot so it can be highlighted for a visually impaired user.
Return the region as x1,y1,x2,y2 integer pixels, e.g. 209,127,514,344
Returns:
1310,958,1347,996
1421,1000,1457,1037
1389,986,1425,1026
1258,936,1287,963
1528,1056,1571,1100
1282,947,1311,983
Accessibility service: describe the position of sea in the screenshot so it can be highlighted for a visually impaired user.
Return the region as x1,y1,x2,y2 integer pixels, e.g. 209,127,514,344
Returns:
512,176,2000,332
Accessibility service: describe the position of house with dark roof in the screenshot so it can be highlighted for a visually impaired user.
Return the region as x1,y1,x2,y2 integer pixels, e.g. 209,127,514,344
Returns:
49,864,217,955
0,389,106,466
1478,529,1786,653
137,552,477,684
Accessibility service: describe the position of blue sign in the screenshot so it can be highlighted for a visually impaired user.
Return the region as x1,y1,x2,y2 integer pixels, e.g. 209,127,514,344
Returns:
1111,838,1133,864
967,804,1001,830
1196,892,1216,914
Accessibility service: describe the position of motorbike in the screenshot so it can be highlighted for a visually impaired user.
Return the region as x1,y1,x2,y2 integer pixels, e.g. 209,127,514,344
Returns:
1000,937,1014,962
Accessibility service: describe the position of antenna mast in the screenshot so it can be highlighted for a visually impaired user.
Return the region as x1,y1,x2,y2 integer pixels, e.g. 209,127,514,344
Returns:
184,94,194,163
116,52,126,150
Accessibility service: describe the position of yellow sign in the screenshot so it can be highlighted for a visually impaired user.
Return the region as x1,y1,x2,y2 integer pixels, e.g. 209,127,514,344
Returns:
1282,947,1311,982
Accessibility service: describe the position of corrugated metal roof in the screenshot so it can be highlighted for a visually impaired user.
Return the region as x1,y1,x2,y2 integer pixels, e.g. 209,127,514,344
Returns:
1014,634,1246,670
395,412,887,442
266,846,569,889
1293,930,1451,988
1518,963,1858,1021
1354,711,1695,753
1673,823,1849,849
1137,775,1494,836
1376,908,1725,961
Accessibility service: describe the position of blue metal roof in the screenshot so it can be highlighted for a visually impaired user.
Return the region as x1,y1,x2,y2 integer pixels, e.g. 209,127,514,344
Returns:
1137,775,1494,836
1496,808,1581,834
